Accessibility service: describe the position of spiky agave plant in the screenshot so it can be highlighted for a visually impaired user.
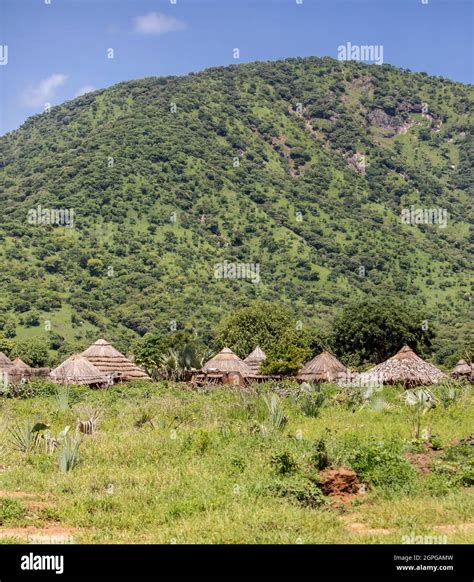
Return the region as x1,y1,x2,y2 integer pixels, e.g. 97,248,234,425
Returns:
54,384,71,412
263,394,288,431
58,433,81,473
295,382,326,417
8,421,49,453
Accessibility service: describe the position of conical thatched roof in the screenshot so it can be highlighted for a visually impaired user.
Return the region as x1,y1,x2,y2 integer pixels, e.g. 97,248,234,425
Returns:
11,357,30,370
203,347,253,375
244,346,266,374
298,350,349,382
357,345,445,388
0,351,13,370
50,354,107,385
82,339,150,381
451,359,472,379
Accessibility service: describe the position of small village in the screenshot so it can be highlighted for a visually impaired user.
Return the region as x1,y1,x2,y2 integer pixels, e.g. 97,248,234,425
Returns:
1,338,472,389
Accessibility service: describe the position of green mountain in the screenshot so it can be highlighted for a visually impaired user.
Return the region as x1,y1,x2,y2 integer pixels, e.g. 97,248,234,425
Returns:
0,57,472,362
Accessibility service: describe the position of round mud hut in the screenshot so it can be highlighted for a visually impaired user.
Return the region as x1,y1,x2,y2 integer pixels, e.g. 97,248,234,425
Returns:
451,359,472,381
356,345,445,388
50,354,108,386
0,351,13,372
202,347,253,376
243,346,267,374
11,357,30,371
82,338,150,382
297,350,349,382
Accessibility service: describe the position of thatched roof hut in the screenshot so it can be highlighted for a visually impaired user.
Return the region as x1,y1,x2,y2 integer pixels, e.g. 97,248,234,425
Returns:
0,351,13,371
11,357,30,370
451,359,472,380
244,346,266,374
298,350,349,382
82,338,150,381
50,354,107,386
357,345,445,388
202,347,253,375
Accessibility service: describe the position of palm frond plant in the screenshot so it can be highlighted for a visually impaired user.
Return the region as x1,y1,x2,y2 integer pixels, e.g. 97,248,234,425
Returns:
435,379,465,407
401,388,436,441
157,345,199,382
8,421,49,453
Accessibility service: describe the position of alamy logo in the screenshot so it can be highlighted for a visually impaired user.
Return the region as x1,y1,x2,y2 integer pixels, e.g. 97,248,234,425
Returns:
27,205,75,228
402,532,447,544
21,553,64,575
214,260,260,284
338,42,384,65
0,45,8,65
401,206,448,229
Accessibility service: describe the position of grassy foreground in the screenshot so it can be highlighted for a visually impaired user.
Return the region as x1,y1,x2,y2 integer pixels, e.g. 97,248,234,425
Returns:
0,381,472,544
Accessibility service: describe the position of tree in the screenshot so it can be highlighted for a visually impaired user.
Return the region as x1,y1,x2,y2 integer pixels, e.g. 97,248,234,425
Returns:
12,339,50,367
215,301,311,373
133,330,205,369
261,338,311,375
332,298,435,366
0,333,15,357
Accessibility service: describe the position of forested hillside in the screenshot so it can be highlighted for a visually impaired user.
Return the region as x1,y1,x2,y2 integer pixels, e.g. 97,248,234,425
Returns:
0,57,472,363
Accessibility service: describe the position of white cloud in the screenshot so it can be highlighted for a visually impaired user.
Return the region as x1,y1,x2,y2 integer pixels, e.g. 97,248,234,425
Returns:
22,73,68,108
134,12,185,36
75,85,96,98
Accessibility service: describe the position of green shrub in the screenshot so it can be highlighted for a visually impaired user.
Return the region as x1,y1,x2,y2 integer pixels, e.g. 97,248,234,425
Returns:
311,436,331,471
267,475,326,508
271,451,298,475
344,442,417,493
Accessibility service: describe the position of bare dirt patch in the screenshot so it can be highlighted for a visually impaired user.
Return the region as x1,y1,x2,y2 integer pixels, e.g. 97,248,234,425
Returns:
0,490,54,511
0,526,78,542
319,467,363,504
434,523,474,534
403,443,443,474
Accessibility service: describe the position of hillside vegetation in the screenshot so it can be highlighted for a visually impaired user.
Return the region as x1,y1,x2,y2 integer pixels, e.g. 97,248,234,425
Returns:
0,57,472,362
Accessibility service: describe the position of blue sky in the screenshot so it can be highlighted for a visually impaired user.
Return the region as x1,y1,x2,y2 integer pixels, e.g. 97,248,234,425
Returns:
0,0,472,135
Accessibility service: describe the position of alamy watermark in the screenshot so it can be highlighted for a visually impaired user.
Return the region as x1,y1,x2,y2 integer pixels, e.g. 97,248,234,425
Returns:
402,532,447,544
338,42,384,65
401,206,448,229
214,260,260,284
27,205,75,228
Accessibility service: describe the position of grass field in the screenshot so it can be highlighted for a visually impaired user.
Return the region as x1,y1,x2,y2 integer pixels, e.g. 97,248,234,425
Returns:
0,381,472,544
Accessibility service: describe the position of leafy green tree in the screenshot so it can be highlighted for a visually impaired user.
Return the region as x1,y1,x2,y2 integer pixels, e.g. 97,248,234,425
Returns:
86,258,104,276
215,301,310,368
332,298,435,365
260,338,311,375
0,333,15,357
12,339,50,367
